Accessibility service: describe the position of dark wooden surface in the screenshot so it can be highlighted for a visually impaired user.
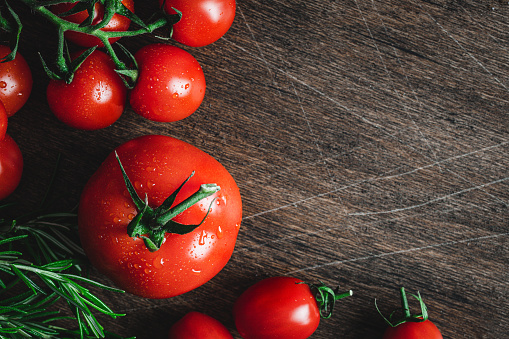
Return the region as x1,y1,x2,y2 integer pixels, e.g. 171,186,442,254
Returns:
5,0,508,338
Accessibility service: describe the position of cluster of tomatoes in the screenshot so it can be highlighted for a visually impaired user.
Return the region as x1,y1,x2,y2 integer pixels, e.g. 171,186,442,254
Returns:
0,1,445,338
46,0,236,130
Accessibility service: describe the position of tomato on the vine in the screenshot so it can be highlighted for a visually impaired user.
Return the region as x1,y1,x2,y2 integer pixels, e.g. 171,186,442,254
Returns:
168,312,233,339
46,49,127,130
50,0,134,47
0,134,23,200
78,135,242,299
0,46,33,117
0,101,7,140
160,0,236,47
129,44,206,122
233,276,352,339
378,287,443,339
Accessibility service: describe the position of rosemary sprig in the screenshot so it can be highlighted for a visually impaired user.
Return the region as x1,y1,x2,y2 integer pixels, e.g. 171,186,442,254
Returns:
0,207,133,338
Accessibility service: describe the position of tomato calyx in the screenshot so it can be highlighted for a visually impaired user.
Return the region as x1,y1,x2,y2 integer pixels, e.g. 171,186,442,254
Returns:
115,152,220,252
305,282,353,319
376,287,429,327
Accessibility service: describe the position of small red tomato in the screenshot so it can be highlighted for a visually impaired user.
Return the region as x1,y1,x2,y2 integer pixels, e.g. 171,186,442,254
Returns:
160,0,236,47
0,46,33,117
0,134,23,200
383,319,443,339
234,277,352,339
78,135,242,299
168,312,233,339
0,101,7,140
51,0,134,47
47,50,127,130
129,44,206,122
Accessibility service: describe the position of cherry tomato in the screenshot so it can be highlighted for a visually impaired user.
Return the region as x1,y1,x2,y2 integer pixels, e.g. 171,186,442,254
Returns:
50,0,134,47
46,49,127,130
0,101,7,140
129,44,206,122
159,0,236,47
78,135,242,299
234,277,321,339
0,134,23,200
0,46,33,117
168,312,233,339
383,319,443,339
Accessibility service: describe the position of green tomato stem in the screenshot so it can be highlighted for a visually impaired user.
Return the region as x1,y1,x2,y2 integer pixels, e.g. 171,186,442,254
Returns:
17,0,173,82
400,287,412,318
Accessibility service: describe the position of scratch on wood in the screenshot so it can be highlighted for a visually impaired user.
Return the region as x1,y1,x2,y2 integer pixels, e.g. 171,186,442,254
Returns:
412,0,508,91
244,140,509,220
286,232,509,275
349,176,509,216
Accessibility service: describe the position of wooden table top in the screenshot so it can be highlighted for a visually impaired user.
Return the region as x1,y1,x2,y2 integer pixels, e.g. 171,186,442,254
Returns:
5,1,508,338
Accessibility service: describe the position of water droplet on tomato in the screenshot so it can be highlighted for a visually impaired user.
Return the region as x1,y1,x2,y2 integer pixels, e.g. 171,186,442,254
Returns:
0,81,7,88
128,213,135,220
217,226,224,239
134,181,143,189
173,93,179,99
185,83,190,89
153,257,164,269
199,230,207,245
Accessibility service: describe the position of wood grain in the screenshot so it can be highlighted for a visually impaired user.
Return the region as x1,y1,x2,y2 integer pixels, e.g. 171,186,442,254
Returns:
3,0,508,338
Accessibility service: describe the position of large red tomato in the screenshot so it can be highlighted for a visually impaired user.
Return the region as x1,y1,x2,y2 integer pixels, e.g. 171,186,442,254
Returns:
168,312,233,339
129,44,206,122
159,0,236,47
50,0,134,47
0,134,23,200
234,277,352,339
0,46,33,117
78,135,242,299
46,49,127,130
383,319,443,339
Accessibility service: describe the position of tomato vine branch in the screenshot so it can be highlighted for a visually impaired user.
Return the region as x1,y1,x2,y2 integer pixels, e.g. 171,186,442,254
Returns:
1,0,181,86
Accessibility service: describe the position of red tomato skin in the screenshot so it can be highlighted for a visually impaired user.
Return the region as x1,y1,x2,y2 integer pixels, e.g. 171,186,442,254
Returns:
382,319,443,339
47,50,126,130
0,134,23,200
168,312,234,339
0,46,33,117
0,101,7,140
51,1,134,47
234,277,321,339
129,44,206,122
160,0,236,47
78,135,242,299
